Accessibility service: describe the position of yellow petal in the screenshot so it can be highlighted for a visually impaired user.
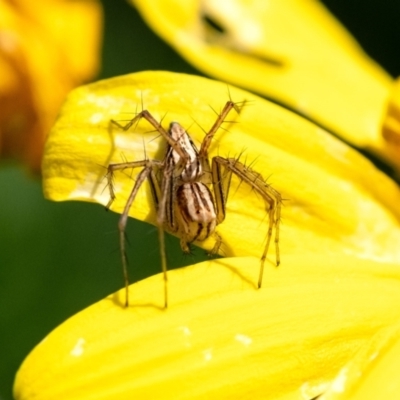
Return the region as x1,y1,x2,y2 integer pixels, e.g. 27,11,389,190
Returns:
42,71,400,262
130,0,396,170
14,255,400,400
319,324,400,400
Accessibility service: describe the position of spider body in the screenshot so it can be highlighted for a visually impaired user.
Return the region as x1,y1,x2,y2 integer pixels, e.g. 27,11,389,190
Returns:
163,122,218,253
106,101,281,307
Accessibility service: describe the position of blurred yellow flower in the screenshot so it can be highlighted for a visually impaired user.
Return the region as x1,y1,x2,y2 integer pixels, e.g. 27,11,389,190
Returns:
0,0,102,171
130,0,399,172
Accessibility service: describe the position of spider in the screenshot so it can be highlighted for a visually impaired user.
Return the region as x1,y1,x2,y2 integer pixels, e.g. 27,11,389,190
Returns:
106,100,282,307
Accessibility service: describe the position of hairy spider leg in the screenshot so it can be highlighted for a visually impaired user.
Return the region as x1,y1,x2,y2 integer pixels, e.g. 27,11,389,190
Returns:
106,159,164,307
199,100,241,158
111,110,189,163
211,156,281,288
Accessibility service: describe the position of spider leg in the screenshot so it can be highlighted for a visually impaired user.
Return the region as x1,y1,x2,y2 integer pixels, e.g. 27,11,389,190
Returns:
199,100,241,158
155,159,178,308
211,153,233,224
211,156,282,288
106,159,162,307
111,110,188,161
209,231,223,256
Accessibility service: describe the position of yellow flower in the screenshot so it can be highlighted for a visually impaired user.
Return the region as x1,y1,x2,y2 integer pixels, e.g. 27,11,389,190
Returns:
0,0,102,172
130,0,398,172
13,1,400,399
14,70,400,399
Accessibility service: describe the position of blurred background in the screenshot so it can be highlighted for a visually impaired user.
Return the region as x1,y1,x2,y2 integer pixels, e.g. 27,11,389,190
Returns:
1,1,400,398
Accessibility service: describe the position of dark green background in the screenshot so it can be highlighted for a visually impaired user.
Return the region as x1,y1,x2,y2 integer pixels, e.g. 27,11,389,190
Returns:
1,1,399,399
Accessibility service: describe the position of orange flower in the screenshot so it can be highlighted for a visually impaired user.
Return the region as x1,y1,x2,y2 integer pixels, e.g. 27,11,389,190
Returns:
0,0,102,171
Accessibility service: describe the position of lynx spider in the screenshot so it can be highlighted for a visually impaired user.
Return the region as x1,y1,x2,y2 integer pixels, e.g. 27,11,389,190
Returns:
106,100,281,307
